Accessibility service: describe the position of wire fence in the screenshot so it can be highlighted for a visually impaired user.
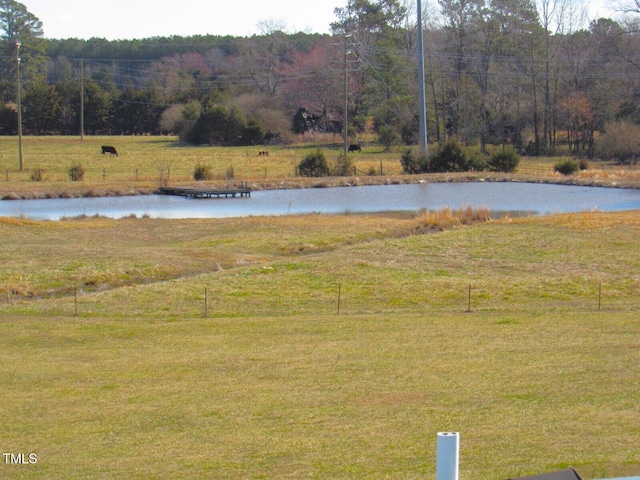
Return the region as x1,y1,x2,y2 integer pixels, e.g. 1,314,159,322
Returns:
3,278,636,319
2,160,406,191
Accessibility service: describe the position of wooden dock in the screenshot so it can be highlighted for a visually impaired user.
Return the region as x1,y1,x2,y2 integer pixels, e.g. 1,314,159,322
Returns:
157,186,251,199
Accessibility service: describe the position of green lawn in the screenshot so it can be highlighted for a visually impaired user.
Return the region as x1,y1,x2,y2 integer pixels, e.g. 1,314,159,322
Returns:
0,310,637,479
0,210,639,478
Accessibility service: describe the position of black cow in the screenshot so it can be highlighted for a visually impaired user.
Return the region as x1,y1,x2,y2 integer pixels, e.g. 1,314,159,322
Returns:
348,144,362,153
101,146,118,156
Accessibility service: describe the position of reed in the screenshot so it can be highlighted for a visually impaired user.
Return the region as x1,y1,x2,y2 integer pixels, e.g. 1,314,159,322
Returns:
415,205,492,228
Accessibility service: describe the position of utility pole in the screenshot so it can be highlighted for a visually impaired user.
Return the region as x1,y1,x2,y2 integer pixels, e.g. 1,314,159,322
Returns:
343,34,352,159
417,0,428,154
16,41,24,171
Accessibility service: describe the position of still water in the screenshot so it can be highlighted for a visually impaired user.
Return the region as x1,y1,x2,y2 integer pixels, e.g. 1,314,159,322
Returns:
1,182,639,220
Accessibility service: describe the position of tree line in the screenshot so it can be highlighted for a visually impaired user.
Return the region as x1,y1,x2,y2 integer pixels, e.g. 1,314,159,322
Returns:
2,0,640,161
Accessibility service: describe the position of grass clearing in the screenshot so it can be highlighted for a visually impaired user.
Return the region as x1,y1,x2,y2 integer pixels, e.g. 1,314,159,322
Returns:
0,136,405,197
1,136,638,200
0,210,639,478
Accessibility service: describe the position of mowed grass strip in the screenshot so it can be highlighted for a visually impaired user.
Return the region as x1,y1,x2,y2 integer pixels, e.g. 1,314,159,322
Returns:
0,311,638,479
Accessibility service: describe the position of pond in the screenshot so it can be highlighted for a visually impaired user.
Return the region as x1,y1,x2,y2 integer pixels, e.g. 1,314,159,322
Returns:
1,182,639,220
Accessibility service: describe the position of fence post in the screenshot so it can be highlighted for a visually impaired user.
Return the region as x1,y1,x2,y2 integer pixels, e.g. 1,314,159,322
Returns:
336,283,342,315
598,281,602,311
204,287,208,318
74,287,78,316
466,283,471,312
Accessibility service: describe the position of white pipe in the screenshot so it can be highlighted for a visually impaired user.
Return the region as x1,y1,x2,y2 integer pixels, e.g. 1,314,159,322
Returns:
436,432,459,480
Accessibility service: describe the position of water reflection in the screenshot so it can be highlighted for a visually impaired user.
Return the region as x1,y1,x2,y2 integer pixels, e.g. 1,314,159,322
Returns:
1,182,639,220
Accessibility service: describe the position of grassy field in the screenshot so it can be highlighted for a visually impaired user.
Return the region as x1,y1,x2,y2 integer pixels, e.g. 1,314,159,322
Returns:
0,208,639,479
1,136,639,200
0,135,408,198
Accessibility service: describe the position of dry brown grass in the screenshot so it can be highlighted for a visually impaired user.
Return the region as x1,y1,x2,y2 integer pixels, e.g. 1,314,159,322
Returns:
1,137,637,201
415,205,492,229
577,164,640,184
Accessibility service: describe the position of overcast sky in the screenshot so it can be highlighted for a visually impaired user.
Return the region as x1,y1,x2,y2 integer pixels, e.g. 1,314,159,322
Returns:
20,0,619,41
21,0,343,40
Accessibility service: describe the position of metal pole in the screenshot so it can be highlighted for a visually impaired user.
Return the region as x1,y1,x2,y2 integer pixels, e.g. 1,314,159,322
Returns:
16,42,24,171
80,59,84,141
417,0,428,154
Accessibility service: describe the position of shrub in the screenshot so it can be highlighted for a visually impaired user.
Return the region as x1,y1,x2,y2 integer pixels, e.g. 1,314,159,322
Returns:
401,149,422,174
68,163,85,181
579,159,589,171
467,149,488,171
332,152,355,176
596,120,640,164
554,159,579,175
428,137,470,173
160,104,189,135
487,146,520,172
188,105,245,146
193,163,212,181
30,168,44,182
400,149,430,174
243,119,265,146
298,149,329,177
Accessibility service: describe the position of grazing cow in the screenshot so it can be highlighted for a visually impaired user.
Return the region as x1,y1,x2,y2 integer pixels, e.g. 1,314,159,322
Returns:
101,146,118,156
348,144,362,153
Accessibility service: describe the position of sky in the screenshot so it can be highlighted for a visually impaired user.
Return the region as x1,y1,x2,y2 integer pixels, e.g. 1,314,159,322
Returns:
21,0,344,40
20,0,619,41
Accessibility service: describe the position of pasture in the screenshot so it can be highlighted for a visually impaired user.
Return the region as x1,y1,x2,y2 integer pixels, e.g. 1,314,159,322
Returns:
0,209,639,479
1,136,639,200
0,136,405,198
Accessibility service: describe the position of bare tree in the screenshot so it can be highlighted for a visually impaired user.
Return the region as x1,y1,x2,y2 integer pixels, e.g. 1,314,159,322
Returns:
256,18,289,35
